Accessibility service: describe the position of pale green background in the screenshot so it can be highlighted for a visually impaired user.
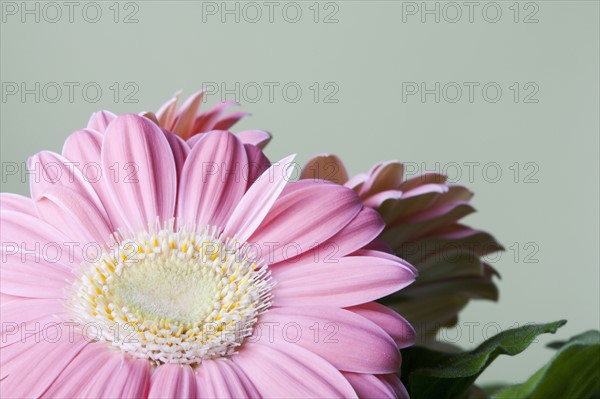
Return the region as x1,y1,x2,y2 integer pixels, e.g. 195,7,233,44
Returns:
1,0,598,386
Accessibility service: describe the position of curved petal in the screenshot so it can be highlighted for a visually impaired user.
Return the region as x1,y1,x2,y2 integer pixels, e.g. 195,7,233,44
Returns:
244,144,271,189
1,256,71,298
232,342,357,398
0,298,66,348
222,155,295,243
1,209,79,265
0,333,87,398
196,359,260,398
62,128,123,229
399,172,447,191
102,114,177,231
0,193,37,216
359,161,404,198
378,184,446,225
28,151,107,223
345,172,369,191
87,110,116,133
301,154,349,185
363,190,403,209
186,133,206,149
156,91,181,130
257,306,400,373
148,364,196,399
236,130,272,149
42,343,150,399
271,255,415,307
280,206,384,266
36,187,113,245
350,249,418,274
213,111,249,131
173,91,204,139
343,372,409,399
1,210,75,298
162,128,190,179
177,131,248,229
347,302,415,349
249,182,363,264
192,101,238,134
162,129,190,217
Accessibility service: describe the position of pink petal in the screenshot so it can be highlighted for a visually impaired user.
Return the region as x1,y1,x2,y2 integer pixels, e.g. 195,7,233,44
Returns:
1,210,78,264
186,133,206,149
213,111,249,131
140,111,159,124
351,249,418,275
345,173,369,191
102,114,177,231
257,306,400,373
156,91,182,130
36,187,113,245
195,359,260,398
0,293,21,303
244,144,271,189
222,154,295,243
347,302,416,349
193,101,238,134
1,256,71,299
62,128,102,164
162,128,190,178
161,129,190,217
0,334,87,398
1,210,75,298
148,364,196,399
277,206,384,266
87,110,116,133
28,151,108,223
61,128,123,229
343,372,409,399
0,193,37,216
380,374,410,398
271,255,416,307
249,181,363,264
173,91,204,139
359,161,404,198
81,351,150,398
43,343,151,399
236,130,272,149
177,131,248,229
0,298,66,348
232,342,357,398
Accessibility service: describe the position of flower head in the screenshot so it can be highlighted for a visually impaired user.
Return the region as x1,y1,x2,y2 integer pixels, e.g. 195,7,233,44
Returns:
302,155,503,345
1,115,415,398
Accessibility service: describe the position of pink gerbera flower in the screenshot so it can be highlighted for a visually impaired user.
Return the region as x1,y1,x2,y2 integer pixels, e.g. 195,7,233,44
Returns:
302,155,502,346
1,115,416,398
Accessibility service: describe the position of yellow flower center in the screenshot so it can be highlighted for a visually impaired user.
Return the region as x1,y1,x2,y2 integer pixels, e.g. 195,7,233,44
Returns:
70,222,272,365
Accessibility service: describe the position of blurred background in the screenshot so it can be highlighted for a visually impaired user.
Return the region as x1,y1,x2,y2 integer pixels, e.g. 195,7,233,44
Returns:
1,0,598,385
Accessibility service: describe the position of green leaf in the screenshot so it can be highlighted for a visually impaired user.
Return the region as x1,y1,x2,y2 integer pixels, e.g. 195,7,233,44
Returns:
401,320,566,399
545,340,567,350
493,330,600,399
